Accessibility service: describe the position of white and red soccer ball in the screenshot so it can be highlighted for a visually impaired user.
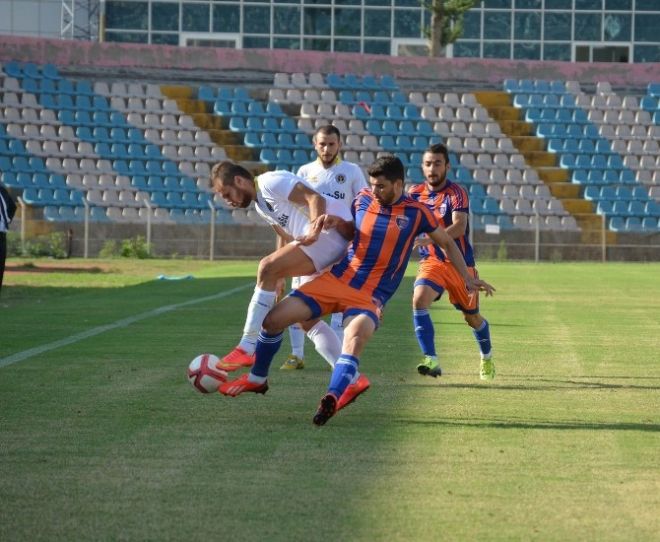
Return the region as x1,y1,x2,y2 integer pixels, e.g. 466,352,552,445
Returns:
187,353,228,393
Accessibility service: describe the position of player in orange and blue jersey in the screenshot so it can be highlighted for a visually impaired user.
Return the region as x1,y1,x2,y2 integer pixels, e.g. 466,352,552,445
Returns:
408,143,495,380
218,154,495,425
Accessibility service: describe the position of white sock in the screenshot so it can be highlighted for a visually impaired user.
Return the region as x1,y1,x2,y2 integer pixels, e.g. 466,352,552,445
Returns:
238,286,277,354
288,324,305,358
330,312,345,345
306,320,341,368
247,373,267,384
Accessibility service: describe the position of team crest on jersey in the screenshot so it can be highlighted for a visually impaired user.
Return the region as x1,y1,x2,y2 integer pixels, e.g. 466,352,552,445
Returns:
336,174,346,184
439,202,447,216
395,215,409,230
278,214,289,228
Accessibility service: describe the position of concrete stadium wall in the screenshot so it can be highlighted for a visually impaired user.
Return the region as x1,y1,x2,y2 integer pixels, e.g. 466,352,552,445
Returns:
1,35,659,88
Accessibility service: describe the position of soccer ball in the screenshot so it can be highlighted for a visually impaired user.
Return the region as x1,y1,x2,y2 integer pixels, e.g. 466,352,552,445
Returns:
187,353,228,394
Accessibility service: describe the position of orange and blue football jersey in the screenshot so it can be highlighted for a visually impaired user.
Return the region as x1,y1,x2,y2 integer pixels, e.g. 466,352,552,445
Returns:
330,188,439,306
408,180,475,267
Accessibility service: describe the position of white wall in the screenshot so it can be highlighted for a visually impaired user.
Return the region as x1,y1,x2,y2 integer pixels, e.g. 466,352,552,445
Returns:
0,0,62,38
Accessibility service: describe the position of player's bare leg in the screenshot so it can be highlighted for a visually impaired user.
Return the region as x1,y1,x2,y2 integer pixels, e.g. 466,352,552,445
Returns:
220,245,317,370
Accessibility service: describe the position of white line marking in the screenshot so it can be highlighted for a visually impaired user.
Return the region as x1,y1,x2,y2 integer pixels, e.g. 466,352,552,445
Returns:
0,283,253,369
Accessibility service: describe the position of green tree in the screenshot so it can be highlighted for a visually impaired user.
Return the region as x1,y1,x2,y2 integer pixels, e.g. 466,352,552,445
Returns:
424,0,476,57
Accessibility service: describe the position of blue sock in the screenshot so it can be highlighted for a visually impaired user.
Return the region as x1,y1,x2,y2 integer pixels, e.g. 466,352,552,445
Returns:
251,331,283,378
473,319,492,357
413,309,436,357
328,354,359,398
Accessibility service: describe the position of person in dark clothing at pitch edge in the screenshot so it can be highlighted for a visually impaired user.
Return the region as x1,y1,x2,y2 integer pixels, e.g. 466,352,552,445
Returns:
0,183,17,295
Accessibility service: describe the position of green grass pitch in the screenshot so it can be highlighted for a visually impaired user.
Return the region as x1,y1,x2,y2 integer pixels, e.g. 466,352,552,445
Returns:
1,258,659,541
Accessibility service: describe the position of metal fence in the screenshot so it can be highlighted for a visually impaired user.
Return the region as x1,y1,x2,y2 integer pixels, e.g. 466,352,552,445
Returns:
9,201,660,263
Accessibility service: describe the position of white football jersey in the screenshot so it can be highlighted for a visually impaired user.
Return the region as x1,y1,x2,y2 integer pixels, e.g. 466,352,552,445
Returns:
253,170,350,239
296,157,367,209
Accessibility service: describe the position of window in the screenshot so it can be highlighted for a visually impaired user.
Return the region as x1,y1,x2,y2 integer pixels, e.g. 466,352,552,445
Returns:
454,41,480,57
151,33,179,45
304,7,331,36
544,12,571,41
393,9,420,38
483,41,510,58
364,9,391,38
575,0,602,9
334,38,361,52
635,14,660,42
364,40,390,54
484,11,511,40
514,11,540,40
106,31,148,42
574,13,601,41
304,38,331,50
182,3,210,33
335,8,361,36
274,38,301,49
634,45,660,63
544,43,571,60
462,11,481,40
213,5,240,33
152,2,179,32
274,6,300,35
514,42,540,59
243,36,270,48
603,14,630,41
244,5,270,34
106,1,148,30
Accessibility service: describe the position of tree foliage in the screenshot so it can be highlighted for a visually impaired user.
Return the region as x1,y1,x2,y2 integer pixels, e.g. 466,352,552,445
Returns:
423,0,477,57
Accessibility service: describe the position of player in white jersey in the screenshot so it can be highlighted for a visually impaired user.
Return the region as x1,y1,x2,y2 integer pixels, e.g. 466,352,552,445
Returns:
210,160,356,380
281,125,368,371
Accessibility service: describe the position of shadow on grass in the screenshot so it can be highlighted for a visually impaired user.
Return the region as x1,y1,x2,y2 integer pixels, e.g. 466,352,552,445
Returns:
394,418,660,432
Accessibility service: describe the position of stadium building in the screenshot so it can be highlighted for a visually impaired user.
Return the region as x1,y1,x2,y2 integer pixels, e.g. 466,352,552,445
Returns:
1,1,659,63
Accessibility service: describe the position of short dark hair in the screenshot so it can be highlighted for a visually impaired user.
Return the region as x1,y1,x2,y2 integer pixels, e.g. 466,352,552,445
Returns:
210,161,252,188
423,142,450,163
367,154,405,183
314,124,341,140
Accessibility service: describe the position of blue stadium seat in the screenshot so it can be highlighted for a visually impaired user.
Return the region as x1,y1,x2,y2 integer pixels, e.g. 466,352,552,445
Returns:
229,117,246,132
214,100,231,116
247,102,267,117
278,133,296,149
294,133,311,147
42,63,59,79
260,148,277,164
628,201,645,216
244,131,261,148
198,86,216,102
612,201,630,216
246,117,263,132
583,186,600,201
625,217,643,232
280,118,297,133
259,132,277,148
166,192,184,208
615,186,632,201
596,200,614,215
641,217,659,231
380,75,397,90
266,102,285,118
164,177,182,192
645,201,660,217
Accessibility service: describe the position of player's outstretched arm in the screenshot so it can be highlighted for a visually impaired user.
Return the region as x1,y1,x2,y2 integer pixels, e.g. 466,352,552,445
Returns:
427,226,496,295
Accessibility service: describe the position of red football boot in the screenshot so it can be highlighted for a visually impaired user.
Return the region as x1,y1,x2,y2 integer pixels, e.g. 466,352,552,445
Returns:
336,374,371,411
216,346,255,371
218,374,268,397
